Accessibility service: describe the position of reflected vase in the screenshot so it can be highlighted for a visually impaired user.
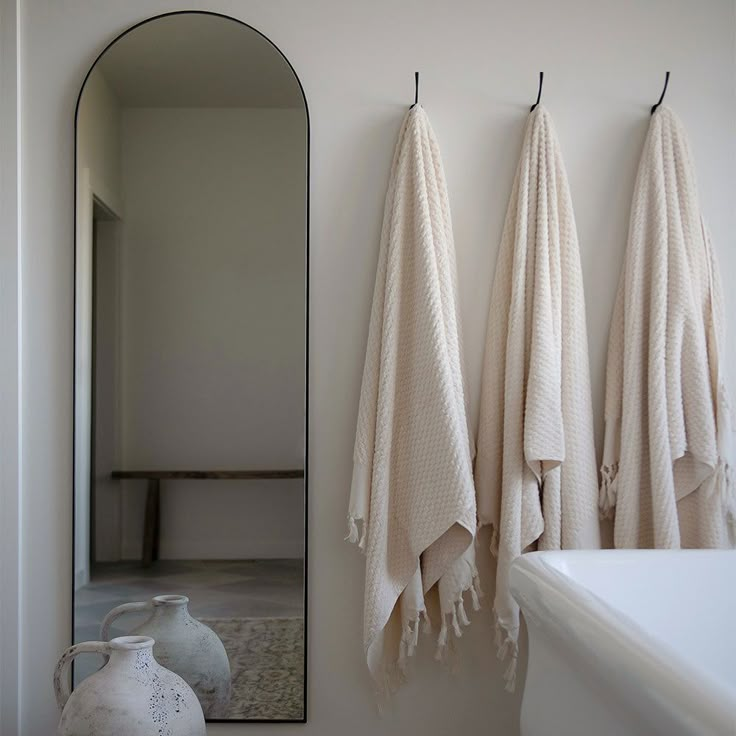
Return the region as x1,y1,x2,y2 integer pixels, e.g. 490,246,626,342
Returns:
101,594,231,718
54,635,206,735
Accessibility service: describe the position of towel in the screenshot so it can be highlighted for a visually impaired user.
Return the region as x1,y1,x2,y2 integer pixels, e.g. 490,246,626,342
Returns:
347,105,480,693
474,105,601,691
600,106,735,549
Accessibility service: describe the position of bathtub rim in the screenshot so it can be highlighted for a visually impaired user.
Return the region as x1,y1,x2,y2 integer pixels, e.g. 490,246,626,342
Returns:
510,550,736,736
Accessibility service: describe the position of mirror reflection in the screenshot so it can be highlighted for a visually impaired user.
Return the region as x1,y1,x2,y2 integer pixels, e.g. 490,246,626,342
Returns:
73,12,307,722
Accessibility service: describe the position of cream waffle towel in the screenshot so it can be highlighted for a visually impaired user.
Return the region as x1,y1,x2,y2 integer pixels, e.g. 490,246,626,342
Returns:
347,105,480,692
600,106,735,548
474,105,601,691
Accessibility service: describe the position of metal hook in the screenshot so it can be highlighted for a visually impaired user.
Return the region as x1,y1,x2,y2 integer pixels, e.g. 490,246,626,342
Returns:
411,71,420,108
530,72,544,112
651,72,670,115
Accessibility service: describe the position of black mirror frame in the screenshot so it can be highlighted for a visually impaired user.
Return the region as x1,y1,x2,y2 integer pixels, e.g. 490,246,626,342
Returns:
72,10,310,724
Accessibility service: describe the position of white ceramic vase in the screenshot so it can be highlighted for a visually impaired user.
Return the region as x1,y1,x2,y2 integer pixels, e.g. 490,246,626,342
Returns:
54,635,206,736
101,594,231,718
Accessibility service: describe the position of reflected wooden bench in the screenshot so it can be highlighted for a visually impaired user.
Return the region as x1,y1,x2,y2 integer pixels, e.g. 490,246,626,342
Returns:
111,470,305,567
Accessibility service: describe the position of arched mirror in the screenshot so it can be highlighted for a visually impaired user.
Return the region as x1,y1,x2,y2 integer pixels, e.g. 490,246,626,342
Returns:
72,12,308,723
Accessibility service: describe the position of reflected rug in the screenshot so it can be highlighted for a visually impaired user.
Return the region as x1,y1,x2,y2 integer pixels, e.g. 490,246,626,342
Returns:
200,617,304,721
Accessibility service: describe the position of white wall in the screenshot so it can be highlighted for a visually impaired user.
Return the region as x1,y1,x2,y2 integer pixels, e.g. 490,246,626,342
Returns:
118,107,306,560
7,0,736,734
76,68,122,213
74,67,122,584
93,216,123,561
0,2,21,733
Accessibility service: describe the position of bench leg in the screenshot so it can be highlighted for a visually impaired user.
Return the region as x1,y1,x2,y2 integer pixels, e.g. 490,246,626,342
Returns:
142,479,160,567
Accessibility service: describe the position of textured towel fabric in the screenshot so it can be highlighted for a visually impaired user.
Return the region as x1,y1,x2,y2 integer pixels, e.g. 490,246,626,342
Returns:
600,106,735,549
474,106,601,691
347,105,480,692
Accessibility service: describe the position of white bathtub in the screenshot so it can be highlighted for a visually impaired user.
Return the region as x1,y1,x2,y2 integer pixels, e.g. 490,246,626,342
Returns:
510,550,736,736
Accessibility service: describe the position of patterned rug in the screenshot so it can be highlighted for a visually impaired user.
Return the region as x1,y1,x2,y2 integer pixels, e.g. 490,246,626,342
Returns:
201,617,304,720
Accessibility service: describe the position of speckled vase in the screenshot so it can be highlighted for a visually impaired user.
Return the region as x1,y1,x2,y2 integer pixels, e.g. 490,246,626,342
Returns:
54,635,205,736
101,594,231,718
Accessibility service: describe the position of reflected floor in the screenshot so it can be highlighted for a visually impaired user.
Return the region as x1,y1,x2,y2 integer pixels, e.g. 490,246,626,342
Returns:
73,558,304,690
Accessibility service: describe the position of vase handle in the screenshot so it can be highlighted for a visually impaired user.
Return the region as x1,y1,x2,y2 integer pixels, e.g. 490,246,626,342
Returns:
100,600,152,641
53,640,111,711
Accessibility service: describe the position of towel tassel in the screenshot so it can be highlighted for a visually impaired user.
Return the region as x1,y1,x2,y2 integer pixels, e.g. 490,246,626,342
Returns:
457,598,470,627
451,607,462,638
490,527,500,557
471,569,484,608
397,637,408,673
503,654,518,692
345,516,359,544
494,624,502,649
435,620,448,660
421,608,432,634
494,614,520,692
470,583,482,611
599,462,619,519
408,618,420,656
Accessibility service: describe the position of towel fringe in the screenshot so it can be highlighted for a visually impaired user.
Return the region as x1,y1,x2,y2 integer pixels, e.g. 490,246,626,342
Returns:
406,579,483,667
494,622,503,649
494,613,519,693
457,598,470,627
386,611,432,677
451,607,462,638
434,581,482,660
472,568,484,603
470,583,482,611
409,617,420,653
503,655,518,692
719,461,736,518
435,621,448,660
345,515,360,544
381,560,486,685
474,519,484,549
490,527,500,558
345,515,368,550
422,608,432,634
397,637,408,673
599,462,619,519
398,612,426,672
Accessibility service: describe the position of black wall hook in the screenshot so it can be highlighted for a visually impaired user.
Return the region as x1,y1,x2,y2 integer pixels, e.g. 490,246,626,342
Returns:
651,72,670,115
530,72,544,112
411,71,420,107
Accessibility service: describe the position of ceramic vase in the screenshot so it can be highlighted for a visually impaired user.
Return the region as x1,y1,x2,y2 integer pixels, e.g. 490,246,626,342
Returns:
101,594,231,718
54,635,205,735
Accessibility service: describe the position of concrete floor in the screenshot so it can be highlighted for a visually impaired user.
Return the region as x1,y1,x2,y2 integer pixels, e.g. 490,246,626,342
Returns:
73,558,304,685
